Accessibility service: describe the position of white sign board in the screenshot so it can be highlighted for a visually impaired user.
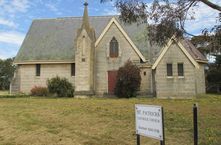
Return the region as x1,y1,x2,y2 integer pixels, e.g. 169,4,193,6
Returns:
135,104,163,140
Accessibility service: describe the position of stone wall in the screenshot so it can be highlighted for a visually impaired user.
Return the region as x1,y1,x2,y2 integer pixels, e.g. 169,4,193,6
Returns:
95,22,150,95
18,63,75,94
10,66,21,94
195,63,206,94
139,67,152,95
155,42,199,98
75,29,95,94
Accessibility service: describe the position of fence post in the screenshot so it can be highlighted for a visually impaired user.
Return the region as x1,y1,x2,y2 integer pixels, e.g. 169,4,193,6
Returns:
137,134,140,145
193,103,198,145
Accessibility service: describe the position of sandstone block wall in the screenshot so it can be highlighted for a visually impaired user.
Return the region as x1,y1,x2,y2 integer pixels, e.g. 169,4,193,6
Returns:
10,66,21,94
195,64,206,94
140,67,152,95
95,23,150,95
155,43,198,98
18,63,75,94
75,29,94,92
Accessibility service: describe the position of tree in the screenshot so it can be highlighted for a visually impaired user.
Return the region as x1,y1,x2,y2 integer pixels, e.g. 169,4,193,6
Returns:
0,58,15,90
206,55,221,93
115,60,141,98
191,33,221,93
191,34,221,56
216,55,221,68
191,35,210,54
101,0,221,45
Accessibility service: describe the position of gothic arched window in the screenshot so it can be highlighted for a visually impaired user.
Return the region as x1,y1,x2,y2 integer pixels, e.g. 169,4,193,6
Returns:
110,37,119,58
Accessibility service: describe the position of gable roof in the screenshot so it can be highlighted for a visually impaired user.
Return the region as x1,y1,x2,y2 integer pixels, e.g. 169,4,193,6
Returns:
95,17,146,62
14,16,149,64
152,36,207,69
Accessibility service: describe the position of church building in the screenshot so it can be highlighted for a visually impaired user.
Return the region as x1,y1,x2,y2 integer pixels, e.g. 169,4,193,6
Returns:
10,2,207,98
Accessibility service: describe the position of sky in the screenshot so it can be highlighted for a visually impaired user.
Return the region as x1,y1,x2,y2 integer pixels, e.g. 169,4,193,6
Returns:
0,0,220,59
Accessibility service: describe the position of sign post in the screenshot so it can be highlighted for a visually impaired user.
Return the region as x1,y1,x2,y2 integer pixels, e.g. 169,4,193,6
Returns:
193,103,198,145
160,107,165,145
136,134,140,145
135,104,165,145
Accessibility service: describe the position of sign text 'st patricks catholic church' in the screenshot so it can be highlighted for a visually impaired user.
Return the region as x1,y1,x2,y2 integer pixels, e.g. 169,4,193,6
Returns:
135,105,164,141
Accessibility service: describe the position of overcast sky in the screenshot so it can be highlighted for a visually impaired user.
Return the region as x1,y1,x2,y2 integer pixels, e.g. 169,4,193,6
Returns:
0,0,220,59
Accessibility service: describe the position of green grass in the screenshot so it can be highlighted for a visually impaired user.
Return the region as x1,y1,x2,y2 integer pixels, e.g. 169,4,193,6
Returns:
0,91,9,95
0,93,220,145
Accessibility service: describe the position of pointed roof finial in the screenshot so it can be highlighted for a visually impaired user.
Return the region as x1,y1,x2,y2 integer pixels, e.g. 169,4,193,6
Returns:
82,0,90,31
84,0,88,6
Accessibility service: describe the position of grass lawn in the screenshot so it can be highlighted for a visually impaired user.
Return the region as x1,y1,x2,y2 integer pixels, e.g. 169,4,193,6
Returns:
0,90,9,95
0,93,220,145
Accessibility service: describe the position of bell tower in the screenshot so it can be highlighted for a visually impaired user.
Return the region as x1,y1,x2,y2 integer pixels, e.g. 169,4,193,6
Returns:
75,1,95,96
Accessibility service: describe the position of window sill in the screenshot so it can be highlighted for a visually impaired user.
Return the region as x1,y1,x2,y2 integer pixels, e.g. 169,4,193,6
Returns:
107,56,121,63
35,76,40,79
178,76,185,79
108,56,120,59
166,76,174,79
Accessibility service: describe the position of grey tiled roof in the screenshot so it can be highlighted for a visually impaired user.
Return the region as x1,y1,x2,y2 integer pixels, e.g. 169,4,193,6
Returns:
180,39,207,62
14,16,150,63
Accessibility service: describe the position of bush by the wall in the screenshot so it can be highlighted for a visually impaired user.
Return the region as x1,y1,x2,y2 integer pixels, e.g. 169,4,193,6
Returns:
115,60,141,98
47,76,74,97
30,86,48,96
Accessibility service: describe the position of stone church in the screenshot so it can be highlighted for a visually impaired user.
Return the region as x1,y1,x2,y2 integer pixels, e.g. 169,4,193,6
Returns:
10,2,207,98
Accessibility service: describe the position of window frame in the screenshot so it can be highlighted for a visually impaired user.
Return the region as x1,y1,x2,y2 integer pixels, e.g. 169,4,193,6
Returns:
166,63,173,77
71,63,75,76
177,63,184,77
109,37,119,58
143,71,146,76
36,64,41,76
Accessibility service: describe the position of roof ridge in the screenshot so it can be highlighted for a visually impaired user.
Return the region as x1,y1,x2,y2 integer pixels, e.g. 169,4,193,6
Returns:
33,15,118,21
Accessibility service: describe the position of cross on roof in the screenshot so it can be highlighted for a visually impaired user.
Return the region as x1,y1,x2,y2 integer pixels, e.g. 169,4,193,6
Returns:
84,0,88,6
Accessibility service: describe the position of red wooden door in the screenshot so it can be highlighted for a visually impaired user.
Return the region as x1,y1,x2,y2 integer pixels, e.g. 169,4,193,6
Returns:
108,71,118,94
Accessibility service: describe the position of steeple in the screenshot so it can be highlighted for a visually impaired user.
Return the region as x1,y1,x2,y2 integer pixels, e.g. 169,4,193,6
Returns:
74,0,96,97
82,0,90,31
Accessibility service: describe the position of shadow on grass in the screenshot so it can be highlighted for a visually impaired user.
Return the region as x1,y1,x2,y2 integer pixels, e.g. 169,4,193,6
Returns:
1,93,219,100
0,94,29,98
0,94,75,99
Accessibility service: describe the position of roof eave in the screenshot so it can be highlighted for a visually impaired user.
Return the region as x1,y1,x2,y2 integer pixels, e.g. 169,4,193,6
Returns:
13,60,75,65
196,59,208,64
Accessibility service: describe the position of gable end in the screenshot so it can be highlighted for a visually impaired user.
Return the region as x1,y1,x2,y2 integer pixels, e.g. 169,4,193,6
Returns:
95,17,146,62
152,36,200,69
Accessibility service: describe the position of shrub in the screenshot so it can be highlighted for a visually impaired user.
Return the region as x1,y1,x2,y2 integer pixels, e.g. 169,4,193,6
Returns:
47,76,74,97
115,60,141,98
30,86,48,96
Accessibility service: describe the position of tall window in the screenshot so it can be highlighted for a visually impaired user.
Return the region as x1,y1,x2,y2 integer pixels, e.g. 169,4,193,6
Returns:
178,63,184,76
71,63,75,76
110,37,119,58
36,64,41,76
167,63,173,76
82,35,86,56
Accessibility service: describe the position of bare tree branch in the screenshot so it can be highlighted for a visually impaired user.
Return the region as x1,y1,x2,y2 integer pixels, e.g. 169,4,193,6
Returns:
100,0,221,44
199,0,221,11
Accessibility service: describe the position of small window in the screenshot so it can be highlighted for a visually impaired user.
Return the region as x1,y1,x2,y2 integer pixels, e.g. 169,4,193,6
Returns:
110,37,119,58
71,63,75,76
167,63,173,76
144,71,146,76
36,64,41,76
178,63,184,76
